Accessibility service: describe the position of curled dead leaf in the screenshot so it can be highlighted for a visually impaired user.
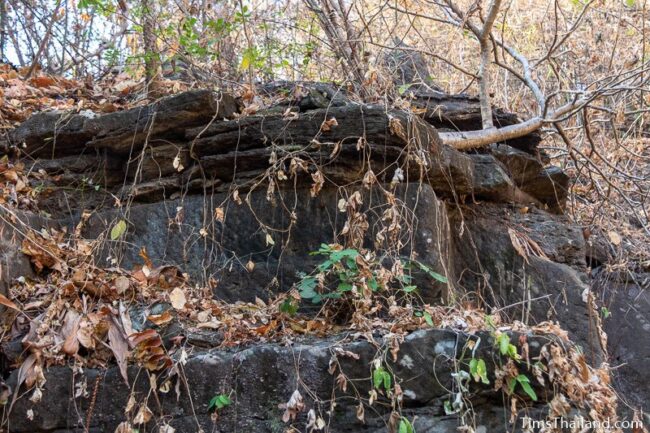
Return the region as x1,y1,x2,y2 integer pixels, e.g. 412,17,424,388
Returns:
147,310,174,326
133,404,153,425
320,117,338,132
0,293,20,312
169,288,187,310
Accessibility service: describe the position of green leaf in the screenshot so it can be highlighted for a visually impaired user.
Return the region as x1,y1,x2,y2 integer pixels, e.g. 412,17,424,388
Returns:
382,371,392,392
517,375,538,401
110,220,127,240
497,333,510,356
330,248,359,262
443,400,456,415
317,260,333,272
368,277,379,291
372,367,392,393
208,393,232,412
485,315,496,331
299,277,317,291
398,275,413,284
516,374,530,383
315,243,332,254
477,359,489,384
398,418,415,433
469,358,489,384
403,285,417,293
428,271,448,283
300,287,317,299
241,54,251,70
625,0,636,7
413,261,448,283
337,282,353,292
507,344,520,360
423,311,434,327
469,358,478,377
373,368,385,389
298,277,318,299
280,299,298,316
601,307,611,319
398,84,412,96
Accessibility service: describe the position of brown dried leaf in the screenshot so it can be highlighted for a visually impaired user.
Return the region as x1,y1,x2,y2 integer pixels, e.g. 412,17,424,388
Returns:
0,293,20,311
320,117,338,132
108,318,130,385
169,288,186,310
147,310,174,326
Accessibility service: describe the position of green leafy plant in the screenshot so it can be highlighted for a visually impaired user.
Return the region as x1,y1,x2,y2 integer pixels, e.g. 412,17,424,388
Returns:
414,310,434,326
297,244,369,303
406,260,448,284
295,243,446,305
496,333,520,361
208,393,232,413
372,365,392,393
398,417,415,433
111,220,127,240
279,298,298,316
601,306,611,319
469,358,490,384
507,374,537,401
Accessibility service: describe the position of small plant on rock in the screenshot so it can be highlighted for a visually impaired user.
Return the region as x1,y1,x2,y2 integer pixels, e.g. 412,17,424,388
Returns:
291,243,447,314
208,393,232,413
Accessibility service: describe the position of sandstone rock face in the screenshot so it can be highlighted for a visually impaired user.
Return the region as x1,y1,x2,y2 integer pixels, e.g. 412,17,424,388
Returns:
594,270,650,418
1,85,642,432
449,204,599,354
3,329,558,433
0,212,56,313
79,184,451,303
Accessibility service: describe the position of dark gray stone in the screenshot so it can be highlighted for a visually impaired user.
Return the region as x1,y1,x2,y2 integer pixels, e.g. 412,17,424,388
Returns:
4,328,568,433
449,203,599,356
520,166,570,210
9,90,239,157
595,272,650,414
79,183,451,303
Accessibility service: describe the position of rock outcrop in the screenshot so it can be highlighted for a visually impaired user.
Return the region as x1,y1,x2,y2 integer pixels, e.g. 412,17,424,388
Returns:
3,329,568,433
0,83,640,432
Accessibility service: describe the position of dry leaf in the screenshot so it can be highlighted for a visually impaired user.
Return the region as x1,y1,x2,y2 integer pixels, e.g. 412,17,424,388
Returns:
133,404,153,424
169,288,187,310
115,422,133,433
214,207,225,223
62,313,81,356
280,389,304,423
608,231,622,246
320,117,338,132
356,403,365,422
0,293,20,311
114,276,131,295
108,318,130,385
159,424,176,433
172,153,184,172
147,310,174,326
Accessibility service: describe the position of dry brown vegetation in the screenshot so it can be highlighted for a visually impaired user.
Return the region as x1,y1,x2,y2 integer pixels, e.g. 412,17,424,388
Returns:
0,0,649,431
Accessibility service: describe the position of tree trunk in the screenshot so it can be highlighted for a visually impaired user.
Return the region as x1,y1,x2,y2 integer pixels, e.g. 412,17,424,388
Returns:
0,0,6,62
142,0,162,98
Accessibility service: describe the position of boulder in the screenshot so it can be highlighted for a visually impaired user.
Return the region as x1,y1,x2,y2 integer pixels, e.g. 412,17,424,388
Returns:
78,183,452,303
449,203,599,356
594,270,650,415
1,86,621,433
8,90,239,157
4,328,566,433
